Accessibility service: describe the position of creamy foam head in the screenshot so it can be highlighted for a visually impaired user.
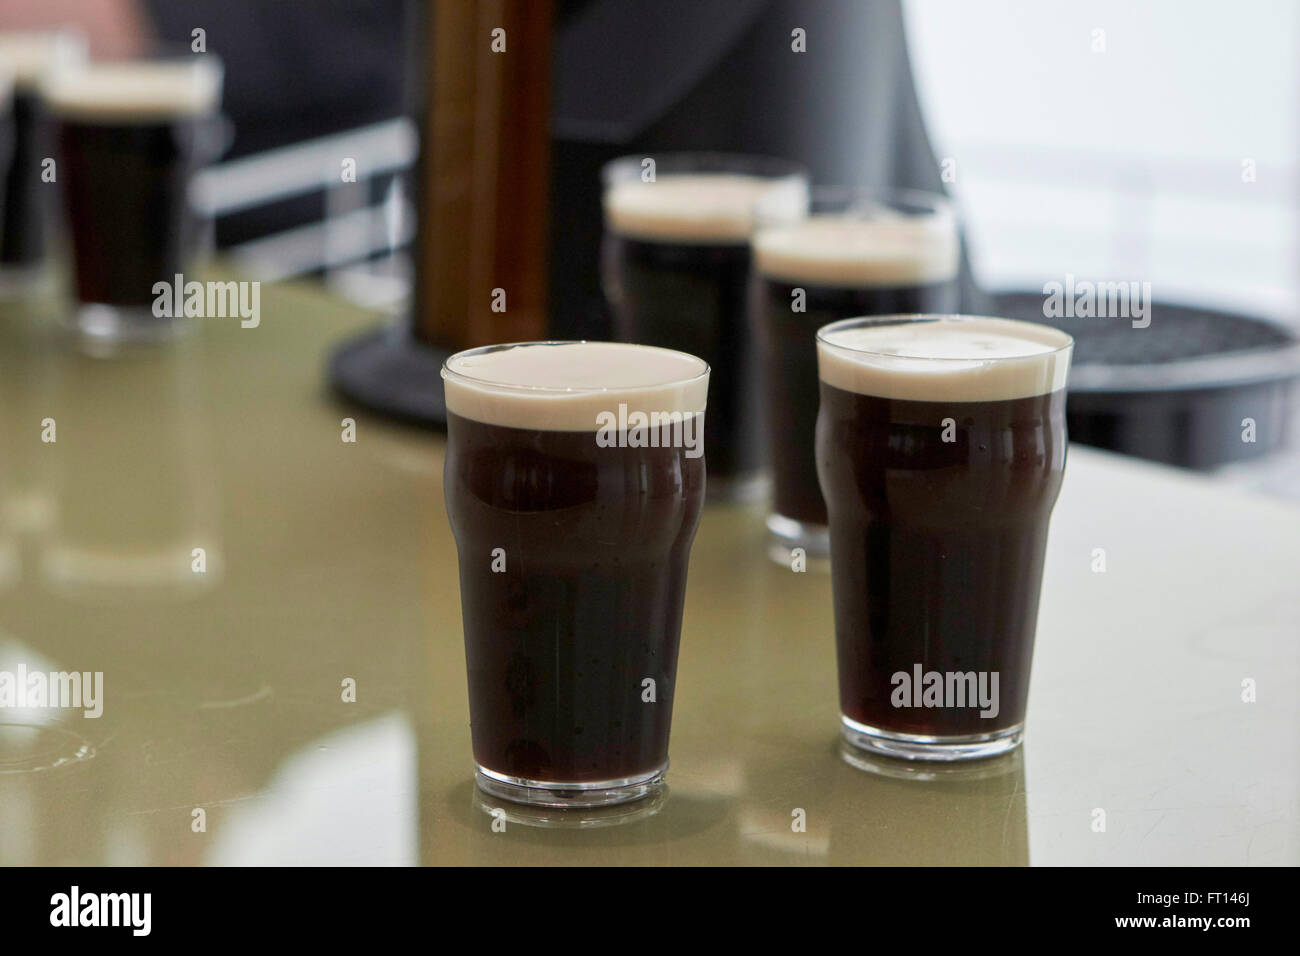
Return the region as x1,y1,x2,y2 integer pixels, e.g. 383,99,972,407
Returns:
443,342,709,431
755,212,959,286
604,173,806,243
817,316,1072,402
0,31,86,89
45,60,222,121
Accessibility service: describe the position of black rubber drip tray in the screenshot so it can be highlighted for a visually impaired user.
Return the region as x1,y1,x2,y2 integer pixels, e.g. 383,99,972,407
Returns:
992,293,1295,367
989,291,1300,469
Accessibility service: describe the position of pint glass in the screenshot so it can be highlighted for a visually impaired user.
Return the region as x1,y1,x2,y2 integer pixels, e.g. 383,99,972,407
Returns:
443,341,710,806
816,315,1072,760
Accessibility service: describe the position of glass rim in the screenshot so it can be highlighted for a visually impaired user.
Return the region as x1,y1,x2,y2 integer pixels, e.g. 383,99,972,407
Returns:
42,49,224,119
816,314,1074,362
440,340,711,395
803,184,956,219
0,27,88,90
601,151,808,186
48,45,224,68
0,26,85,41
44,48,224,85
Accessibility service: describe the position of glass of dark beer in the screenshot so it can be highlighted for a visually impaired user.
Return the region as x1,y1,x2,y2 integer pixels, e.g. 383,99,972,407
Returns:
443,341,710,807
0,30,86,297
751,188,959,559
816,315,1073,761
47,54,223,343
601,153,807,500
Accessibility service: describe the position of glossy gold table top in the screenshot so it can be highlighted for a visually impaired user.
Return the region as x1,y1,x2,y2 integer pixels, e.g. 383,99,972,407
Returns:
1,281,1296,865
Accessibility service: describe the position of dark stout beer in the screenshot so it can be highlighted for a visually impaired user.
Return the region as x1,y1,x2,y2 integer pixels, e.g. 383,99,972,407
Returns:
0,32,85,289
752,193,959,553
816,316,1072,761
443,342,709,806
602,155,806,498
47,58,222,339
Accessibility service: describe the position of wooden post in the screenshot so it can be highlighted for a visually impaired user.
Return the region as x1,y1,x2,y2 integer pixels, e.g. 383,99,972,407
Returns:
413,0,553,349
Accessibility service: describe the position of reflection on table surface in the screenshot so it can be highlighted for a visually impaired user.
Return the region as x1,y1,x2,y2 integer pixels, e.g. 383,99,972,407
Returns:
0,281,1296,865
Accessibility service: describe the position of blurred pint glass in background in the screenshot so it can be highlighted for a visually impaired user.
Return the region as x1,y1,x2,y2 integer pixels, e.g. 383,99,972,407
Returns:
751,188,960,560
47,54,223,344
601,153,807,500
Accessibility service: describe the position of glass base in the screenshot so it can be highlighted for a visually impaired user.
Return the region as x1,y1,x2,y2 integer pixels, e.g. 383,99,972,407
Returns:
765,513,829,562
706,470,768,504
0,263,46,300
474,763,667,809
840,715,1023,762
40,542,220,603
838,740,1024,781
69,303,195,349
472,785,668,829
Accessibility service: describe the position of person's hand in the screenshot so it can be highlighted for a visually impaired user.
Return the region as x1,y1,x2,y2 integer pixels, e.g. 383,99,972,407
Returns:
0,0,152,58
